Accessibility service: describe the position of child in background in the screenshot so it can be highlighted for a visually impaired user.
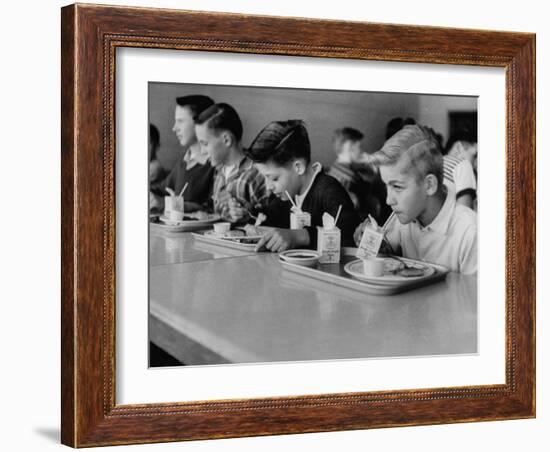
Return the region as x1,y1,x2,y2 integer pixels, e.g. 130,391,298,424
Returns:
328,127,388,222
444,128,478,210
328,127,366,208
354,124,477,274
148,124,167,186
245,120,359,252
194,103,268,222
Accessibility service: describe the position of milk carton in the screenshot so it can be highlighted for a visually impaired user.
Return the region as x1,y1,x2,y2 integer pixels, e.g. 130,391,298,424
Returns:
317,212,341,263
290,208,311,230
356,216,385,259
164,195,184,220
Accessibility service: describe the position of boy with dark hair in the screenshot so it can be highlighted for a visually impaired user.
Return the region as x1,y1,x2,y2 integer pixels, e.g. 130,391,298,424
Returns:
354,124,477,274
148,123,167,186
245,120,359,252
328,127,365,204
150,94,215,212
328,127,388,222
195,103,267,221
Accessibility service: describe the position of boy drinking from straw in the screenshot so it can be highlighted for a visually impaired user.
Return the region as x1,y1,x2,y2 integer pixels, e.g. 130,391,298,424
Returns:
245,120,359,252
353,124,477,274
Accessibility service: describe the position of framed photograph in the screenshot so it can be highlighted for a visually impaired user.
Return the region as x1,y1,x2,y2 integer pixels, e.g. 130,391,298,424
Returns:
61,3,535,447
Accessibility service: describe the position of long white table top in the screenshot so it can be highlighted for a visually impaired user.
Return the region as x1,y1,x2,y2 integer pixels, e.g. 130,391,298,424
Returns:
149,229,477,365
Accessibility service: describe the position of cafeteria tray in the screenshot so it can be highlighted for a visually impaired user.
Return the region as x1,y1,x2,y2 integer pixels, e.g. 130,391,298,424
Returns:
279,247,449,295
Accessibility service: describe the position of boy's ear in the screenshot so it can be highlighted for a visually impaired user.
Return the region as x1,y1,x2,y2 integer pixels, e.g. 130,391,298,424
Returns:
293,159,306,175
425,173,439,196
221,131,233,147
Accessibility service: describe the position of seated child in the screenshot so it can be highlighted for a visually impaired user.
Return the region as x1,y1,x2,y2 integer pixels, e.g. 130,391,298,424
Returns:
148,123,167,186
328,127,389,222
245,120,360,252
194,103,268,222
354,124,477,274
443,152,477,210
444,129,478,210
150,95,215,213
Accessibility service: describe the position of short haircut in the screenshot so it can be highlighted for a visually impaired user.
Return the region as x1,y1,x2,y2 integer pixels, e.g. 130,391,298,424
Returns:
333,127,364,144
175,95,214,119
371,124,443,186
195,103,243,142
246,120,311,166
385,117,416,140
444,126,477,154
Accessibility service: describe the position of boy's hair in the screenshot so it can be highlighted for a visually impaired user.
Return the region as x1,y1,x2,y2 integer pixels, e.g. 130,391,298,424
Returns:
149,123,160,148
444,126,477,154
194,103,243,142
246,120,311,166
371,124,443,186
332,127,364,154
175,95,214,119
385,117,416,140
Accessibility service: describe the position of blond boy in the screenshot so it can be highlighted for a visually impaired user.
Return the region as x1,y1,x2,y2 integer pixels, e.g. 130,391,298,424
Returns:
354,125,477,274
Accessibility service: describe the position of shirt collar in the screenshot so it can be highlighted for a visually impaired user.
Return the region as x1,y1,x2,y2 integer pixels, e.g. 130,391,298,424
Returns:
218,154,252,176
420,188,455,235
184,145,208,167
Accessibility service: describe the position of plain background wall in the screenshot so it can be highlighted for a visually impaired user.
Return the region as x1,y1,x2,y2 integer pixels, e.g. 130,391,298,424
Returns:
1,1,546,451
150,82,475,170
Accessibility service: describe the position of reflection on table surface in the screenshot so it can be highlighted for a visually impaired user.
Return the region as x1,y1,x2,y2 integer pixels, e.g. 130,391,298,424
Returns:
149,230,257,266
149,228,477,365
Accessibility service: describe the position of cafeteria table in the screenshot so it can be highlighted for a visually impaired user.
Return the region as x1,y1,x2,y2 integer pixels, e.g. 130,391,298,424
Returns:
149,229,477,366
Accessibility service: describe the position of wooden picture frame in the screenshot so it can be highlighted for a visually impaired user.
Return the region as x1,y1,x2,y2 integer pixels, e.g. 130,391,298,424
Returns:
61,3,535,447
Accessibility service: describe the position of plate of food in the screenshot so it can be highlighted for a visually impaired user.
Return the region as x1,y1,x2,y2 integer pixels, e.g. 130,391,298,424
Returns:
150,212,221,232
343,256,435,285
193,227,265,251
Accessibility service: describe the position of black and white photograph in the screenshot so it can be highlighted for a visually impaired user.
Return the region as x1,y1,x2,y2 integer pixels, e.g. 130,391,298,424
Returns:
4,0,544,450
148,82,479,367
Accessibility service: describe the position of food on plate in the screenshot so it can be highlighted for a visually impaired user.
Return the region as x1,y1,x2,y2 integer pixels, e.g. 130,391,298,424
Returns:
399,267,426,277
193,211,209,221
224,230,245,238
382,258,405,274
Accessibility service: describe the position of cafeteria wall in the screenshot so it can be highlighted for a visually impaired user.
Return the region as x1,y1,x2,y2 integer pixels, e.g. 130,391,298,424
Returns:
149,82,476,171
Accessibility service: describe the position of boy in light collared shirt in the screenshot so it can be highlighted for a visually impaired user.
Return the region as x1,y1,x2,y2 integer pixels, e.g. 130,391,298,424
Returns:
354,124,477,274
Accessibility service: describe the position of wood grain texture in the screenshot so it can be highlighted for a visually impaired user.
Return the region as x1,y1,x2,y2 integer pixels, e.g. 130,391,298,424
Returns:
60,3,536,447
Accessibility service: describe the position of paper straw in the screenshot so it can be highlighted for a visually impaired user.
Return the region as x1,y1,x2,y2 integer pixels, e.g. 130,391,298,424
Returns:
334,204,343,226
285,190,298,210
382,211,396,231
178,182,189,197
165,187,176,196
